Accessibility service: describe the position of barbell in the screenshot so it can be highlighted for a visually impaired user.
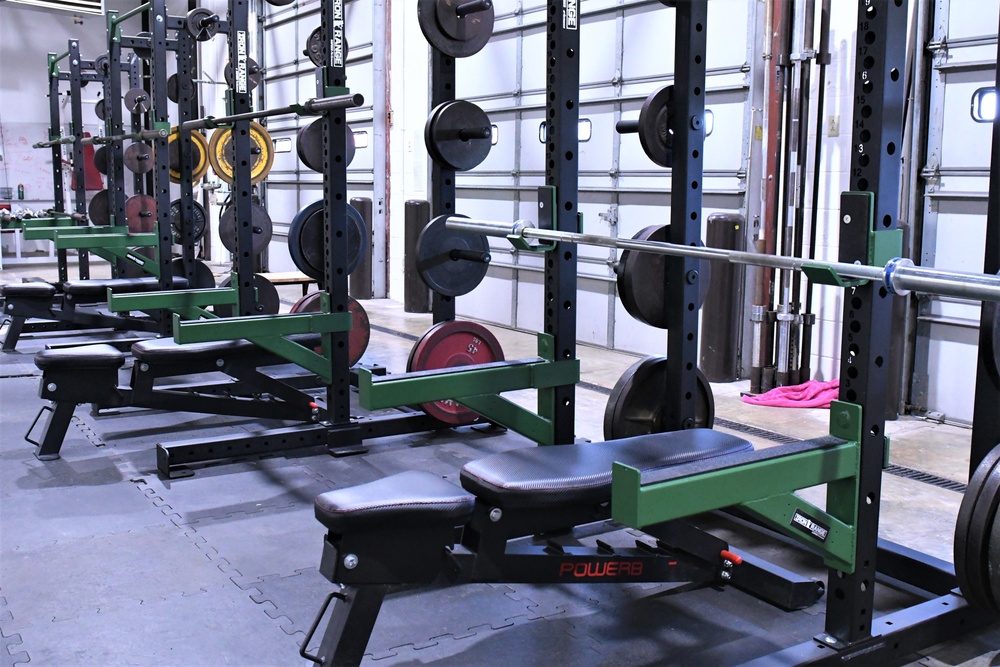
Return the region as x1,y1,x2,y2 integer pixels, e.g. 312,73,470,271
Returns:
443,217,1000,304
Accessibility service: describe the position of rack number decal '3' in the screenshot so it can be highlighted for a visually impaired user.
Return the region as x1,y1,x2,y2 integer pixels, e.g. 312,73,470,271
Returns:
236,30,248,94
331,0,345,68
563,0,578,30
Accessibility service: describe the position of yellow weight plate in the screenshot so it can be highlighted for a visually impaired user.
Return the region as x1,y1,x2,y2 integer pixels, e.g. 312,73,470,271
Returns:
167,128,209,184
206,121,274,186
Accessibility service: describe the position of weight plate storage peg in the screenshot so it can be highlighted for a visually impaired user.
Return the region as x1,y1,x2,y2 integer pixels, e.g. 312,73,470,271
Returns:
616,224,711,329
416,214,491,297
297,118,356,172
219,201,274,256
169,199,208,244
88,189,111,226
224,57,263,92
287,201,368,280
208,121,274,186
616,85,675,168
124,194,156,233
417,0,495,59
603,356,715,440
123,142,154,174
407,320,505,425
290,292,371,367
424,100,493,171
93,146,109,175
186,7,220,41
955,443,1000,613
167,128,210,184
216,274,280,316
304,26,349,68
124,87,152,115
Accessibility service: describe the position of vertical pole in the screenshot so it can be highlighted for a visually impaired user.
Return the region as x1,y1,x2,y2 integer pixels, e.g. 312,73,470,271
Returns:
543,0,580,445
176,29,197,281
229,0,256,314
150,0,174,309
429,49,457,324
664,1,708,433
107,14,129,250
824,0,907,645
47,54,69,284
67,40,90,281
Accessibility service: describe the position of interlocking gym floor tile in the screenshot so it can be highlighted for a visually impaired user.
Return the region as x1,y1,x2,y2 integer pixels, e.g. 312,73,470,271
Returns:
1,525,232,627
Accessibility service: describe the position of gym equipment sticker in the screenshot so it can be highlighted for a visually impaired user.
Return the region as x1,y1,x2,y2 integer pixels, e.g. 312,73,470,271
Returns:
235,31,248,94
331,0,345,68
790,510,830,542
563,0,578,30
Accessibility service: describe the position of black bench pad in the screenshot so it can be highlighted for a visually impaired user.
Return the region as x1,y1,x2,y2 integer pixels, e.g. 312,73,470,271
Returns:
460,429,753,509
132,333,323,364
35,344,126,371
315,471,475,533
1,282,58,298
62,277,190,297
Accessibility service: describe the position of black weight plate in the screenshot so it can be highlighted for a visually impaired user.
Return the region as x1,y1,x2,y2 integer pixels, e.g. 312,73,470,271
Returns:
186,7,220,41
93,146,109,175
171,258,216,289
288,200,368,280
123,142,154,174
417,0,494,58
133,32,153,61
955,444,1000,612
304,27,349,68
603,356,715,441
617,224,712,329
169,199,208,244
94,54,110,75
216,273,280,316
166,73,194,104
424,100,492,171
416,214,490,297
219,202,273,256
296,118,356,172
265,0,295,6
984,299,1000,385
124,87,151,115
224,57,263,92
989,497,1000,611
124,194,156,233
122,246,157,278
94,98,107,121
638,85,674,168
88,189,111,226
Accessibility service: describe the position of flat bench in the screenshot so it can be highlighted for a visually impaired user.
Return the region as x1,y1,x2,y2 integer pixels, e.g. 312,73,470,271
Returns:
258,271,317,297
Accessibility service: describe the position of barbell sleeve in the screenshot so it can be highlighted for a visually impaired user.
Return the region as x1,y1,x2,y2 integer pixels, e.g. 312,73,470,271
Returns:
301,93,366,113
444,217,1000,303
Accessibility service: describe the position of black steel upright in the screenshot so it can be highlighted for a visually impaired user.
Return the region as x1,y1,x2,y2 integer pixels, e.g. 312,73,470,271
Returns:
103,36,128,277
67,40,90,279
544,0,581,445
826,0,907,645
174,26,199,281
46,53,70,284
429,50,457,323
149,0,173,303
228,0,257,316
664,1,708,433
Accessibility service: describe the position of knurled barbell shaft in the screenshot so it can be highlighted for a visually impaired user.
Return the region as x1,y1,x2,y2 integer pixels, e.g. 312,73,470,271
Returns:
444,217,1000,303
181,93,364,131
456,0,492,18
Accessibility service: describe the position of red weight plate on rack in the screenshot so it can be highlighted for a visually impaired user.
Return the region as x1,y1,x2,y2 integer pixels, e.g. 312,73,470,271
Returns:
124,194,156,233
406,320,504,425
289,292,371,367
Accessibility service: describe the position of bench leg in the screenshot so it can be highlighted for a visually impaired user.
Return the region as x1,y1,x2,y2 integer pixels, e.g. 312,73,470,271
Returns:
2,315,25,351
31,402,76,460
312,584,391,667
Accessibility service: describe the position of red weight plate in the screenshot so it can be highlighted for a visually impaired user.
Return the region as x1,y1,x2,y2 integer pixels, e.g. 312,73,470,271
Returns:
289,292,371,367
124,194,156,233
407,320,504,425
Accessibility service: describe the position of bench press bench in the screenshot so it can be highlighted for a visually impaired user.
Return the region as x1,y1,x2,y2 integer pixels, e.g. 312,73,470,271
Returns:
303,429,826,666
1,277,189,350
28,333,325,460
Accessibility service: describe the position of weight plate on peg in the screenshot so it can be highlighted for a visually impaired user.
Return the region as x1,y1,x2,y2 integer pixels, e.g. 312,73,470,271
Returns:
223,57,263,92
122,246,157,278
167,128,210,184
296,118,356,172
304,26,350,68
123,142,154,174
219,201,273,256
93,146,109,175
88,189,111,226
417,0,495,58
638,85,674,168
94,98,107,121
265,0,295,7
94,54,110,75
207,121,274,185
124,194,157,233
216,274,280,316
169,199,208,244
407,320,505,425
416,213,491,297
166,73,194,104
124,87,152,115
603,356,715,441
168,258,215,288
424,100,492,171
984,298,1000,385
186,7,220,41
133,32,153,61
616,224,711,329
955,444,1000,613
287,200,368,280
290,292,371,367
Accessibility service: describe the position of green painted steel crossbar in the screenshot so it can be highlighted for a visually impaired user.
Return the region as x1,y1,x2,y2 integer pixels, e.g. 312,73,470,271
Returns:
612,401,865,572
241,334,334,385
23,228,157,249
19,218,78,230
460,393,563,445
173,311,353,344
108,287,237,312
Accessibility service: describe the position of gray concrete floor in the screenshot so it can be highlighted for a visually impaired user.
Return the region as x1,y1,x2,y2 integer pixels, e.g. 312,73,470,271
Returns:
1,258,998,664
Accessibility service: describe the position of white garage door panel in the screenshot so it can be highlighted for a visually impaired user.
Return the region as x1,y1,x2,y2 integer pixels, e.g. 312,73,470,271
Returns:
704,101,746,171
456,195,515,220
707,0,749,65
476,116,517,173
577,281,611,347
266,22,302,66
457,34,519,98
579,17,619,86
269,239,297,274
457,270,515,326
346,1,374,46
577,103,615,172
622,8,677,81
614,299,668,356
270,140,300,174
931,209,987,273
926,323,981,423
515,270,544,334
947,0,1000,40
520,26,548,93
939,75,994,168
266,187,302,224
348,123,375,172
518,112,549,172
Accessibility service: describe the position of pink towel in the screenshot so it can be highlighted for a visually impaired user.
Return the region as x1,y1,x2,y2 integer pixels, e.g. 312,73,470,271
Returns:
741,379,840,409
